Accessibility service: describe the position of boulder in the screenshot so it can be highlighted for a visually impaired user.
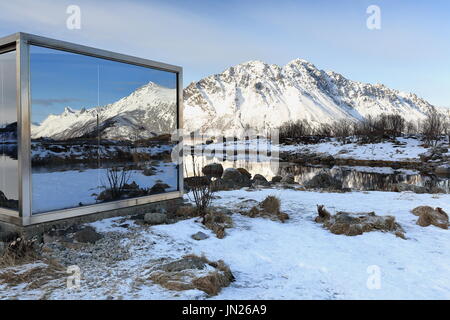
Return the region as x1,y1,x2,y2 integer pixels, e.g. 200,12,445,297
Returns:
305,172,342,190
191,232,209,241
221,168,251,189
271,175,283,183
202,163,224,178
252,174,270,187
236,168,252,179
74,226,103,244
144,212,167,225
411,206,448,229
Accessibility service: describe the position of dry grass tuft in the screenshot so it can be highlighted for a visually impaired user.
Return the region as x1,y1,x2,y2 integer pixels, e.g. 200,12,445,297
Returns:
243,196,289,223
176,204,233,239
148,254,234,296
315,205,406,238
175,205,199,218
203,209,233,239
261,196,280,214
0,237,39,267
0,260,65,290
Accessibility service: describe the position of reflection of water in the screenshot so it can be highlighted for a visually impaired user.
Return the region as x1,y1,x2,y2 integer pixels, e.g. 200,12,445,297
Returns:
185,154,449,193
282,165,449,193
0,154,18,202
31,161,179,214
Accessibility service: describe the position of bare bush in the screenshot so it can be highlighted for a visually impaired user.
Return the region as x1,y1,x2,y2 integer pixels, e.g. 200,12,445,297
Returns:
384,114,405,137
279,119,312,141
314,123,333,137
185,156,215,222
405,121,418,134
354,113,406,143
104,166,131,200
444,116,450,143
421,109,445,146
332,119,353,143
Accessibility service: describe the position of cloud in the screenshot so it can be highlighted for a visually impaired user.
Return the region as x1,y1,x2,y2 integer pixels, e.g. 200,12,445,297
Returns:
32,98,81,106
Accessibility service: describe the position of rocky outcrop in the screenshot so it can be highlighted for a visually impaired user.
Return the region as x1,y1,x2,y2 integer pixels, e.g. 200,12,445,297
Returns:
304,172,342,190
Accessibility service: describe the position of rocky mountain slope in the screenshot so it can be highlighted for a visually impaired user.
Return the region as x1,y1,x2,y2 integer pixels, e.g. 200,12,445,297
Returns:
184,59,449,133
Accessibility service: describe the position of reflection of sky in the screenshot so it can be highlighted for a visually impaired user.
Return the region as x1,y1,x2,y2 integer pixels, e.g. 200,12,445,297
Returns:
30,45,177,124
0,50,16,126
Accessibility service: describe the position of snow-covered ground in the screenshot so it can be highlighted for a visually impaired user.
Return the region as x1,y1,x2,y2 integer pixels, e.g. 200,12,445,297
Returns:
1,189,449,300
281,137,437,162
191,137,449,163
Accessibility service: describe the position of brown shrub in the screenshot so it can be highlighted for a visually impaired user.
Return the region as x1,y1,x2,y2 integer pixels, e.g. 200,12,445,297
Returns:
243,196,289,223
315,205,405,238
412,206,448,229
261,196,280,214
411,206,434,216
203,209,233,239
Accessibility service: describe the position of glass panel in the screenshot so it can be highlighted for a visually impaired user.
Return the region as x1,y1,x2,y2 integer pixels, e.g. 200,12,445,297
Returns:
0,50,18,211
30,46,178,214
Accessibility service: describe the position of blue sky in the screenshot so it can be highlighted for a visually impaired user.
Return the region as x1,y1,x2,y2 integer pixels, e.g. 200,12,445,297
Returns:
30,46,176,123
0,0,449,108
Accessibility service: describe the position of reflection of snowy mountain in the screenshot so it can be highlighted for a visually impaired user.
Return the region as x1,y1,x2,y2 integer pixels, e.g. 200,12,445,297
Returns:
0,122,17,142
184,59,450,133
31,82,177,141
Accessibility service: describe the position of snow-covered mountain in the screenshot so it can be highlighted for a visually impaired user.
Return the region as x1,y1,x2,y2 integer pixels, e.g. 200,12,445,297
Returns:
31,82,177,141
184,59,449,133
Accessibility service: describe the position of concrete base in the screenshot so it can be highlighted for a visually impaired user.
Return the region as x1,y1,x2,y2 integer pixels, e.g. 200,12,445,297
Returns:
0,197,183,240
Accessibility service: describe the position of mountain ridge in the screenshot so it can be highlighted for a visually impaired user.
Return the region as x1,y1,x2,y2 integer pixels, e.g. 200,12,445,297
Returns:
184,58,449,134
